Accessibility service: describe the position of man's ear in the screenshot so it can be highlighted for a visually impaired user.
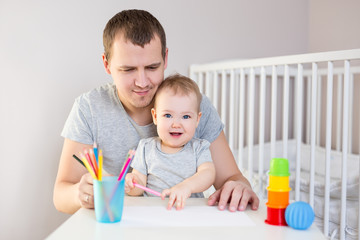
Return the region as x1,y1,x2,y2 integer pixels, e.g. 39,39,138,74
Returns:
151,108,157,125
102,53,111,75
164,48,169,70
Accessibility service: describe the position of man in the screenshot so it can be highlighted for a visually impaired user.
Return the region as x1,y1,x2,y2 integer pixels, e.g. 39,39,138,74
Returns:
53,9,259,214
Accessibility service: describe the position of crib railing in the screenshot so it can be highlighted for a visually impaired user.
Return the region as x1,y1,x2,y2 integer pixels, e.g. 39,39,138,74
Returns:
189,49,360,240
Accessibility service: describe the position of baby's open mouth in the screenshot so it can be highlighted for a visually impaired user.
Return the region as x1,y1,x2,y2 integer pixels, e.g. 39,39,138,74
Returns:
170,132,182,136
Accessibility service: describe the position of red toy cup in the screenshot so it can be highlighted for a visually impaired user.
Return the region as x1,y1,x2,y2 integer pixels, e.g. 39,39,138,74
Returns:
265,206,288,226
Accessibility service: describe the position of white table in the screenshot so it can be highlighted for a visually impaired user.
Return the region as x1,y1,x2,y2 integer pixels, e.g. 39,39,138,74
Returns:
47,197,326,240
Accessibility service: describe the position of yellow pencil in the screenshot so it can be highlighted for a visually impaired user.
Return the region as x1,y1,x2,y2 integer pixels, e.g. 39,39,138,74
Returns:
79,152,98,180
98,149,103,181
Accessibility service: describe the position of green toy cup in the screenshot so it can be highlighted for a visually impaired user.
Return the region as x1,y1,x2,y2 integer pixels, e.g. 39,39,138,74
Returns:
269,158,290,176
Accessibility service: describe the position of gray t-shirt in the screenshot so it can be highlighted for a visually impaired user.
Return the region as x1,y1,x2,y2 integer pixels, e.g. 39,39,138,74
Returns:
131,137,212,198
61,83,223,175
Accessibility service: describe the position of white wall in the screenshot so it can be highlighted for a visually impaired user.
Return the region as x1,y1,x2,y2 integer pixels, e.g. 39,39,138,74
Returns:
0,0,310,239
308,0,360,52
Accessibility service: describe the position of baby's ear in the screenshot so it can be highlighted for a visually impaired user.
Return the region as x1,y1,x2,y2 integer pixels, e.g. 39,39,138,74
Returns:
151,108,157,125
196,112,202,126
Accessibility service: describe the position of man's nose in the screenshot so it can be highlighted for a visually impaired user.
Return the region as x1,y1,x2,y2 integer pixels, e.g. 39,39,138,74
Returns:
135,70,149,88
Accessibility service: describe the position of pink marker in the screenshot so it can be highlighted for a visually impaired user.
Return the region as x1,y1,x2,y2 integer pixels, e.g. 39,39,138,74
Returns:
134,183,161,197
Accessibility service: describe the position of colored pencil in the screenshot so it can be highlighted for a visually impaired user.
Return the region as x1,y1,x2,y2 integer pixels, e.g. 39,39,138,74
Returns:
117,157,131,181
117,149,135,181
89,149,99,175
98,149,103,181
134,183,161,197
84,149,98,178
72,154,85,167
93,142,98,164
79,152,97,180
122,151,135,179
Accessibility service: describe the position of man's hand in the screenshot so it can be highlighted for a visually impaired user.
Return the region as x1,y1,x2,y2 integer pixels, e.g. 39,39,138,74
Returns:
78,173,94,209
207,180,259,212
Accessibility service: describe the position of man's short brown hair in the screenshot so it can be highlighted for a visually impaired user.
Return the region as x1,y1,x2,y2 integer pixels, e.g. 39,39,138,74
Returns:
103,9,166,61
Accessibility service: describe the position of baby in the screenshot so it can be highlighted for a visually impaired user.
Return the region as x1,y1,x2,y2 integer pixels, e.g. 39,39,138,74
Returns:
125,73,215,210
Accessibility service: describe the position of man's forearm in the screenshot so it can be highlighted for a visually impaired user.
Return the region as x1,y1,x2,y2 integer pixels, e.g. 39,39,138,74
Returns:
53,182,81,214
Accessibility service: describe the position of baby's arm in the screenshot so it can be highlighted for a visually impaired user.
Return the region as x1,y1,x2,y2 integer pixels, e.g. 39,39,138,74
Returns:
125,169,147,196
162,162,215,210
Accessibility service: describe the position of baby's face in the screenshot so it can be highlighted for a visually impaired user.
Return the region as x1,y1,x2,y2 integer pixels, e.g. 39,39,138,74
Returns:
151,91,201,153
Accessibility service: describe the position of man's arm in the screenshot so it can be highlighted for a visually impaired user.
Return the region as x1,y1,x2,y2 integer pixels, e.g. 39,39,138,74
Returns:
53,138,94,214
207,131,259,212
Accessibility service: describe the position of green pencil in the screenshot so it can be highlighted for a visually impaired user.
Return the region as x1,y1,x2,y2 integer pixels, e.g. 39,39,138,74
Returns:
73,154,85,167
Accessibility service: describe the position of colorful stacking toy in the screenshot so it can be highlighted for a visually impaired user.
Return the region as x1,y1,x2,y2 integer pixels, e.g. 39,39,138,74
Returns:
265,158,291,226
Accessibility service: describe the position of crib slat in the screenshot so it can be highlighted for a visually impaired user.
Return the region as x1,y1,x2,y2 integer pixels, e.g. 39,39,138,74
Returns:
271,66,278,159
324,61,333,237
213,71,219,112
237,69,245,170
348,74,354,153
340,60,350,240
229,70,236,151
309,62,317,208
295,64,303,202
220,70,228,137
258,67,266,198
336,74,343,151
283,65,289,158
198,72,204,94
221,70,227,134
316,76,322,146
247,68,255,181
205,71,212,103
306,75,311,144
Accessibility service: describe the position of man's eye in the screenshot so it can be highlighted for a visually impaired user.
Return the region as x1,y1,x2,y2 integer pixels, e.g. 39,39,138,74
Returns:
124,68,134,72
164,114,171,118
183,115,190,119
147,65,160,70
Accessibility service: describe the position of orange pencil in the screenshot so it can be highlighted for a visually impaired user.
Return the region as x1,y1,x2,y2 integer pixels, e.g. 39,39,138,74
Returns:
84,149,98,179
79,152,97,180
89,149,99,175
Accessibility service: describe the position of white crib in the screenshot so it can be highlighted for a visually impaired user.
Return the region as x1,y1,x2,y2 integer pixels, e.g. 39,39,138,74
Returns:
190,49,360,240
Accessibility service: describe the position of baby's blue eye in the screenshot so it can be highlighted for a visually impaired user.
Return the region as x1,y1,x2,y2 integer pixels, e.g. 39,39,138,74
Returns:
164,114,172,118
183,115,190,119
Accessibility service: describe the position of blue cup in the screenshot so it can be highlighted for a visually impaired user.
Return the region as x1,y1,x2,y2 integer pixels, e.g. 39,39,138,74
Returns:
93,176,125,223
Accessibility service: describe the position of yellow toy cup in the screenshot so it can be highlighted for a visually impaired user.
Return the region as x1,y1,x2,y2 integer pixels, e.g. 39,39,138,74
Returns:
268,175,290,189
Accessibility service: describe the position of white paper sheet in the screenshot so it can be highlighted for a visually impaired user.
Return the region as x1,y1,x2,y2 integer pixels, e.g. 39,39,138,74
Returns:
121,206,256,227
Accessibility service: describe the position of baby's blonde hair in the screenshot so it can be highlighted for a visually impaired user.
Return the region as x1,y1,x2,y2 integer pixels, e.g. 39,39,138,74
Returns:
154,73,202,112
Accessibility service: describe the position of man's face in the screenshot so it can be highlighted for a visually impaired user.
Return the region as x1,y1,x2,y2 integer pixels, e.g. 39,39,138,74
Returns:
103,33,168,112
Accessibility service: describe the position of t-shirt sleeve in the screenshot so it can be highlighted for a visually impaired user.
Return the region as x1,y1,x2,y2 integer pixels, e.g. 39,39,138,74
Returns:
130,139,148,176
195,139,212,167
61,96,94,145
195,94,224,143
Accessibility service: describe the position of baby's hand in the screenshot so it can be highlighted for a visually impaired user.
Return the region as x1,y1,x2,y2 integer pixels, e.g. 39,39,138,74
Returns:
124,173,136,194
161,183,191,210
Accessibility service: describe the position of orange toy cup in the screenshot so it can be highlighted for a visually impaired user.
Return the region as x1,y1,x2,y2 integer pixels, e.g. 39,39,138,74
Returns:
266,191,289,209
265,206,288,226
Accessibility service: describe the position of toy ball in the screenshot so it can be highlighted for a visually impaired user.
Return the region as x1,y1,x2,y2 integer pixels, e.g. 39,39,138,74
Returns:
285,201,315,230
